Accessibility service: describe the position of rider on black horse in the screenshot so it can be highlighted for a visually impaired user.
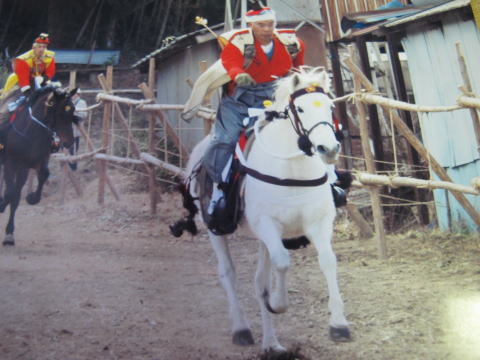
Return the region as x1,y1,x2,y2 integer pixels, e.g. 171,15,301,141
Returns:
0,33,57,153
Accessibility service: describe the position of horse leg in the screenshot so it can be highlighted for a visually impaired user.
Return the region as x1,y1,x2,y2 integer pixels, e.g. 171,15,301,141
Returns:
0,162,16,213
252,216,290,315
3,168,28,246
254,241,286,352
306,217,351,342
208,232,254,346
26,163,49,205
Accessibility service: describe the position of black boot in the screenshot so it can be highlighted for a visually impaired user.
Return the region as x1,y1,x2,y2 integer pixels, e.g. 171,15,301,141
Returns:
331,184,347,208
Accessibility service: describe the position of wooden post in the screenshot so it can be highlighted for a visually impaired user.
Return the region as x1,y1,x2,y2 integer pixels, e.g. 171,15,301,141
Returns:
69,70,77,90
345,56,480,230
348,46,387,259
199,60,213,135
346,204,374,238
147,58,158,214
60,149,69,205
456,43,480,152
98,66,113,205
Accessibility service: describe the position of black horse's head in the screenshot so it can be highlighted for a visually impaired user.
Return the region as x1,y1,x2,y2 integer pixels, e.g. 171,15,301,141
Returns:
41,87,79,149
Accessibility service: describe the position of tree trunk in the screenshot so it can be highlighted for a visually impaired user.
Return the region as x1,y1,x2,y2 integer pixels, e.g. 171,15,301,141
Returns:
105,17,116,49
74,0,100,48
88,0,105,49
155,0,174,48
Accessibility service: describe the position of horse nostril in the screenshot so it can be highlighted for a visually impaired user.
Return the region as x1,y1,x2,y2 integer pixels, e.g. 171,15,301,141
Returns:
317,145,326,153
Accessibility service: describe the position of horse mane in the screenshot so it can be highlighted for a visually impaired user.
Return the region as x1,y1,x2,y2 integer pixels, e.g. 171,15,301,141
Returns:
27,85,68,108
272,66,332,110
27,86,55,107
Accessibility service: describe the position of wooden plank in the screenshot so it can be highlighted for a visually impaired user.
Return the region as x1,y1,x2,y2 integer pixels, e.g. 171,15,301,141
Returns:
147,58,158,214
96,93,152,106
329,42,353,170
140,152,186,177
94,154,144,165
346,203,374,238
353,172,480,195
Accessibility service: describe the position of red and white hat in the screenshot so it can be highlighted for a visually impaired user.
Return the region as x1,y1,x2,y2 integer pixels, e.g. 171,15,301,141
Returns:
245,7,276,23
34,33,50,45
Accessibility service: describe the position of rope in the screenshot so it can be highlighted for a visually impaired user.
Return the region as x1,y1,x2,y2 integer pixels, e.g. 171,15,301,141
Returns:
339,154,429,171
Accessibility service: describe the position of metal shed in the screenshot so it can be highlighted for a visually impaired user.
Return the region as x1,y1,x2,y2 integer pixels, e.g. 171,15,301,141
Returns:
387,0,480,230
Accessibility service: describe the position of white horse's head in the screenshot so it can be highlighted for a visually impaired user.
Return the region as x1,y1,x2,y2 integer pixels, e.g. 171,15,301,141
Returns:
273,66,340,164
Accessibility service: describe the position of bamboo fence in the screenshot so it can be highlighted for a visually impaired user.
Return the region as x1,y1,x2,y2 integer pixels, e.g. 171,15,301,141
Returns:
48,50,480,258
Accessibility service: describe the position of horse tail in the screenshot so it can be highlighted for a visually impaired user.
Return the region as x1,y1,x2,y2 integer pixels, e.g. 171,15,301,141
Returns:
170,135,212,238
169,181,199,238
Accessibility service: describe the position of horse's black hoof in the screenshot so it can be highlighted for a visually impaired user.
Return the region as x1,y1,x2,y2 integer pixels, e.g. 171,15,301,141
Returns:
232,329,254,346
329,326,352,342
3,234,14,246
26,192,40,205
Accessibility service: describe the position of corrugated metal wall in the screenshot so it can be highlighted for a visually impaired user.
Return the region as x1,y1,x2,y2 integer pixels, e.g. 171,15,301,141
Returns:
321,0,409,41
401,13,480,230
156,41,221,151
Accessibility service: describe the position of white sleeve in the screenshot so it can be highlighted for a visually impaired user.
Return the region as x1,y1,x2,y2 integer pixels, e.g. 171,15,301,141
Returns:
74,99,88,121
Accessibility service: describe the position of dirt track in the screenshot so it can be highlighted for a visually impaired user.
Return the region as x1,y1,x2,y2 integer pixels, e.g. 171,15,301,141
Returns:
0,173,479,360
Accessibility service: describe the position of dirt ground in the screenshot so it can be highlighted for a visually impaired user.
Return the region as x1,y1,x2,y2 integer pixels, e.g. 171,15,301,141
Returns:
0,171,479,360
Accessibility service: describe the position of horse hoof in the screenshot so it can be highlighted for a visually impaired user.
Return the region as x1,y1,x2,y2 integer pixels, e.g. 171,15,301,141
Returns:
26,193,40,205
3,234,14,246
262,289,281,315
329,326,352,342
232,329,254,346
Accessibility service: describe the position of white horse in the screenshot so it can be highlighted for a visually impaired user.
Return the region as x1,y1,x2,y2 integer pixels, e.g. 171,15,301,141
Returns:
180,67,350,351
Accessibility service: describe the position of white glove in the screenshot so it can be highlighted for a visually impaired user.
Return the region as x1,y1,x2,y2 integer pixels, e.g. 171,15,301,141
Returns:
235,73,256,87
34,76,44,89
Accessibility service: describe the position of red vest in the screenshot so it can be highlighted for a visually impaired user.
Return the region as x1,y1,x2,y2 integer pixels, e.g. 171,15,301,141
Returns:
220,29,305,85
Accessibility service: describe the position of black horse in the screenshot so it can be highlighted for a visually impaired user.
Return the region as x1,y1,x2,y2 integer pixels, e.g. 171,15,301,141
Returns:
0,86,78,246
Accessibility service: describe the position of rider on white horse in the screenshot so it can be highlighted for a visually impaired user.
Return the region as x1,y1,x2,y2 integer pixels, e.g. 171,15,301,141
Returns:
184,6,348,223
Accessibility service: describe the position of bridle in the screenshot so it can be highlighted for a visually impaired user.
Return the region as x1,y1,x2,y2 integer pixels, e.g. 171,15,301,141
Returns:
286,85,335,156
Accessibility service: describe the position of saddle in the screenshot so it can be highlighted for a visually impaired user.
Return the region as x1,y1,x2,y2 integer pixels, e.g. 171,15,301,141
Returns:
170,132,250,238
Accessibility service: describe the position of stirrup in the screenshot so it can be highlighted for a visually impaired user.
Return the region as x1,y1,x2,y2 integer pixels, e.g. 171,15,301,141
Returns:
208,195,227,217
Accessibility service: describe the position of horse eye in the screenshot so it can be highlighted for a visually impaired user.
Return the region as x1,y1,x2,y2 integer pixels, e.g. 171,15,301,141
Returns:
297,106,304,113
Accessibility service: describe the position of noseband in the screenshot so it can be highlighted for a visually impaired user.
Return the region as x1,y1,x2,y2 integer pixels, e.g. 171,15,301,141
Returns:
287,86,335,156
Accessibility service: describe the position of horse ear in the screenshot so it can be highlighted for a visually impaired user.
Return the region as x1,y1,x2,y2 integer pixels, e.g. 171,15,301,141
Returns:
69,88,78,97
